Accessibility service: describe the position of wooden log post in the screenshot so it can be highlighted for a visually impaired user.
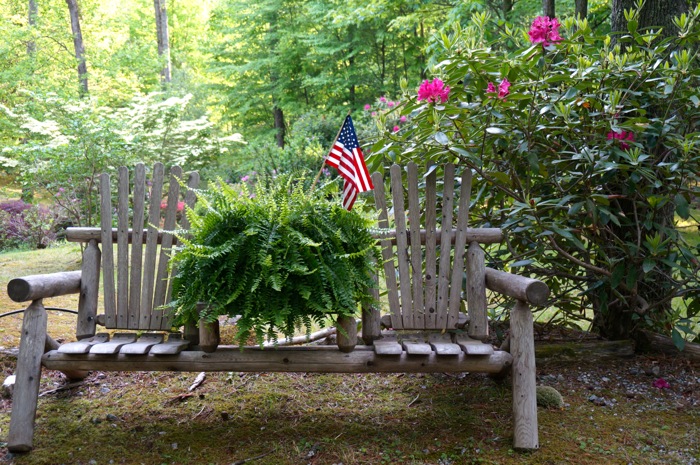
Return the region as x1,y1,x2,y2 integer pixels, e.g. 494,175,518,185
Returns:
8,300,48,453
78,239,100,339
336,315,357,353
510,300,539,450
467,242,488,340
197,303,220,353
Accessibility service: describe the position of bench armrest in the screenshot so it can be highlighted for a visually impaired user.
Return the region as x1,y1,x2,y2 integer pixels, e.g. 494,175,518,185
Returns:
485,267,549,306
7,271,82,303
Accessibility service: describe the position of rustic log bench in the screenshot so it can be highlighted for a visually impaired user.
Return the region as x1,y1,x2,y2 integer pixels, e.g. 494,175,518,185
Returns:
7,162,548,453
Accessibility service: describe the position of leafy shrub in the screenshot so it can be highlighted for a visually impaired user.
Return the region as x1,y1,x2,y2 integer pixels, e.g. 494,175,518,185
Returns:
369,9,700,346
0,201,63,251
169,175,379,346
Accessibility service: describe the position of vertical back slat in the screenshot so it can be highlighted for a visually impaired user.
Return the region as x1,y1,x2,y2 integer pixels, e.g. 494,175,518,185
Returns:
372,171,402,329
390,164,413,328
139,162,164,329
153,166,182,330
99,173,117,328
116,167,129,328
406,162,424,328
128,163,146,329
467,241,488,340
436,163,455,330
424,167,437,329
165,171,200,308
447,169,473,328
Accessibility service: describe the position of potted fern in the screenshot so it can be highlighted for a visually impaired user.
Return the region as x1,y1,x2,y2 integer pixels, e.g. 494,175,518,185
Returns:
169,175,378,349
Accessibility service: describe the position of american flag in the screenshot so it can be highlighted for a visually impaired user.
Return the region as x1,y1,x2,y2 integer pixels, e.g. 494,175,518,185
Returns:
325,115,373,210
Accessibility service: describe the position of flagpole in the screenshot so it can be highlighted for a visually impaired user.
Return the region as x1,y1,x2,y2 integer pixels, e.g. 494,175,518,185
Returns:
310,109,352,192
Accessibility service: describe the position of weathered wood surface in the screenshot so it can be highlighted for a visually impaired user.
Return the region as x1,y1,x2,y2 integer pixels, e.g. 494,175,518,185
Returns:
7,271,81,303
510,301,539,450
447,169,472,329
77,239,100,339
120,333,164,355
89,333,137,355
637,330,700,361
407,163,424,328
371,171,401,329
485,267,549,306
199,318,220,353
117,166,130,329
390,163,413,329
436,164,455,331
44,335,88,380
43,346,513,374
100,172,117,328
424,167,437,329
150,333,190,355
58,333,110,354
467,242,488,339
370,228,504,246
336,315,357,353
534,339,635,365
129,163,146,329
140,162,164,329
8,301,47,452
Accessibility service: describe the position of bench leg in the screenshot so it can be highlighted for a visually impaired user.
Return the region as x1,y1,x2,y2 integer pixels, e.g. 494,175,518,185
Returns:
510,300,539,450
8,300,48,453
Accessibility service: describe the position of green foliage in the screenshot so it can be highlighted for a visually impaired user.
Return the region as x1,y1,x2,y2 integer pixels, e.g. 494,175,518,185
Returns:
169,175,379,346
369,9,700,345
1,92,243,227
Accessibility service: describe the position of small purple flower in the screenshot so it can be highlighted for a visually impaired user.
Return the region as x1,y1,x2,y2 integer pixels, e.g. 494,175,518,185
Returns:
399,115,407,123
322,168,330,177
241,175,249,182
364,104,371,111
371,111,377,117
393,125,400,133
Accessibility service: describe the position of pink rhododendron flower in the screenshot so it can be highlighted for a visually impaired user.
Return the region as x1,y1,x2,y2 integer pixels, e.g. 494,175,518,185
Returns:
399,115,407,123
160,201,185,212
364,104,371,111
380,96,387,103
607,130,635,150
417,78,450,104
487,79,511,99
393,125,400,133
371,111,377,117
498,78,511,99
653,378,670,389
388,101,395,107
528,16,563,47
241,175,249,182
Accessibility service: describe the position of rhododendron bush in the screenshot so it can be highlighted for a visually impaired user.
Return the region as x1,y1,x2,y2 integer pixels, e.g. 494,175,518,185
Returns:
368,9,700,347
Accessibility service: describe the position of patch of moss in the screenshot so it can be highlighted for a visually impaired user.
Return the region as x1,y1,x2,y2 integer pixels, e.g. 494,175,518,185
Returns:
536,385,564,409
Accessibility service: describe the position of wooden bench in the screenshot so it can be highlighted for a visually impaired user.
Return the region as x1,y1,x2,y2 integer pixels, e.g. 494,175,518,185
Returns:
7,162,547,453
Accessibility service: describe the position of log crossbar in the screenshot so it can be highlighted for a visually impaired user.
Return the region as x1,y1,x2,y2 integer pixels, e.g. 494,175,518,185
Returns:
43,346,513,374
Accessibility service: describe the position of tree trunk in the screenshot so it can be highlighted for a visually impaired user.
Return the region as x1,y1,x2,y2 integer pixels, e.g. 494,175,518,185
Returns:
611,0,689,38
542,0,555,18
65,0,88,97
575,0,588,20
273,105,285,148
27,0,37,55
153,0,172,84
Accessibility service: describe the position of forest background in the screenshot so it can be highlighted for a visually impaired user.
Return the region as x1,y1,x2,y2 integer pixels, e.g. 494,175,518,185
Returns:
0,0,698,349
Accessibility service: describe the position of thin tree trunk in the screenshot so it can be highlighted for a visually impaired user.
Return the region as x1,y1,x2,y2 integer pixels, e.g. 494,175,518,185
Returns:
65,0,88,97
27,0,37,55
273,105,285,148
575,0,588,20
153,0,172,84
543,0,555,18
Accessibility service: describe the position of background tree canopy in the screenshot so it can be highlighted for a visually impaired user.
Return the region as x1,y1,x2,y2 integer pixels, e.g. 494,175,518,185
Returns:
0,0,697,347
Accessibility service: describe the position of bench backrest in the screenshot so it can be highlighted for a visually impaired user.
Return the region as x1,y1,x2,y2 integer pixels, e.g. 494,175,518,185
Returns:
72,163,199,337
372,162,502,338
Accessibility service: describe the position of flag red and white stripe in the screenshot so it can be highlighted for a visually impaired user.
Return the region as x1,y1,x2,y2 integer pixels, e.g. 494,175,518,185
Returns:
325,115,373,210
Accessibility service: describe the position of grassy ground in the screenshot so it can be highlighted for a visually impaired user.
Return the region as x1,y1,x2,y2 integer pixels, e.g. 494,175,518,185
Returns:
0,247,698,465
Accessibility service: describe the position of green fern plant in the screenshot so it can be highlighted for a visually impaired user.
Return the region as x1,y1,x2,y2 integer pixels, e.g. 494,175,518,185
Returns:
169,175,379,346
